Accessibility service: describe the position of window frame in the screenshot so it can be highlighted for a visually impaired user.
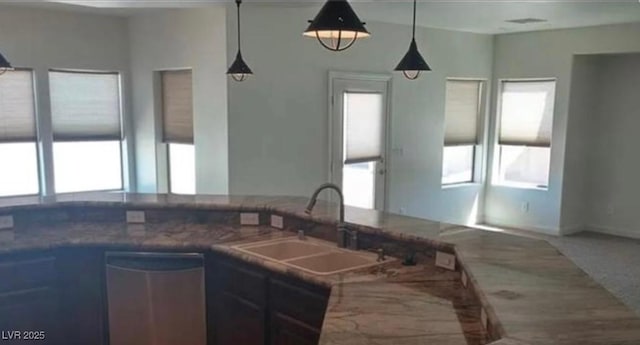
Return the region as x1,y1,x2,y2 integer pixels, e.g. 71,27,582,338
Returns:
0,68,43,198
492,78,557,190
48,69,126,195
441,78,487,188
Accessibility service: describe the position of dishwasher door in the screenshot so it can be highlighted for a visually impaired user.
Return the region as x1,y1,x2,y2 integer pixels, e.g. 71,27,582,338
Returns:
105,252,206,345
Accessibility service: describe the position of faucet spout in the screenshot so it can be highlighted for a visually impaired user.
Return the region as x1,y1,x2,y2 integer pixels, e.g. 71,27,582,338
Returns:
305,183,345,224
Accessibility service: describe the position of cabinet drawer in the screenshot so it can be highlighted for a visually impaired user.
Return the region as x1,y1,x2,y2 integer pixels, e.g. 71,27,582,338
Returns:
270,278,330,329
216,259,266,306
0,255,55,293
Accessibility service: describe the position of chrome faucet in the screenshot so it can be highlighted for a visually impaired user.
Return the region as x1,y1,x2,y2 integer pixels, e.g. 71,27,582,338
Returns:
305,183,357,250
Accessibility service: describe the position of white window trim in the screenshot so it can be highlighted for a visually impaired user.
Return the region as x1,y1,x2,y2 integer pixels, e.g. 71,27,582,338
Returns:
491,78,557,191
442,78,488,189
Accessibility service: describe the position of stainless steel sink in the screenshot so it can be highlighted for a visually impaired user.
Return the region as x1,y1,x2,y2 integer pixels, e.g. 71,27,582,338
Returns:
233,238,393,276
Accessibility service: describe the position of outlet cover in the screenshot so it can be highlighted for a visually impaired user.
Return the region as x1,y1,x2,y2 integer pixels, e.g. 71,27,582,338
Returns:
240,213,260,226
0,215,14,230
270,215,284,229
435,251,456,271
126,211,145,224
520,202,529,213
461,270,468,288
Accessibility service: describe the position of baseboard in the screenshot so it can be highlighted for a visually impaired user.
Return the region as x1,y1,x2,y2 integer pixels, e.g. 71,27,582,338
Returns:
559,224,586,236
483,216,561,236
586,224,640,240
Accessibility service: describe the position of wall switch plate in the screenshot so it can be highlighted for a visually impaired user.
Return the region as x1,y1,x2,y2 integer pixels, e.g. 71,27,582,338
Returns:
240,213,260,226
270,215,284,229
481,308,488,330
0,215,14,230
126,211,145,224
435,251,456,271
461,270,468,288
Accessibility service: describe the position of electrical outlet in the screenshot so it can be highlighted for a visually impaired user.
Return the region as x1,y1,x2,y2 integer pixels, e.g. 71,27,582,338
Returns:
520,202,529,213
0,215,14,230
435,251,456,271
126,211,145,224
606,204,615,216
399,207,407,215
270,215,284,229
461,270,468,288
240,213,260,226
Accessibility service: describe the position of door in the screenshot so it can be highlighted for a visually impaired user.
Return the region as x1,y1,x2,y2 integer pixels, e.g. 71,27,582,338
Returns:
330,73,391,210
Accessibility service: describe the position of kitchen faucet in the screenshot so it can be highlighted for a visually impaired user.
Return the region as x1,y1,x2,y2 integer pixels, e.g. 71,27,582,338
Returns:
305,183,357,250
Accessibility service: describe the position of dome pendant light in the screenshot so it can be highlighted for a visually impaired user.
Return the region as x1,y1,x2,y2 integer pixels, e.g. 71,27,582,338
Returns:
304,0,370,52
394,0,431,80
0,52,13,76
227,0,253,82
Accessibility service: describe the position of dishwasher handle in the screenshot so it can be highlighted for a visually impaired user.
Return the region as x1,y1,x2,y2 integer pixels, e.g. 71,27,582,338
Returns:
106,252,204,272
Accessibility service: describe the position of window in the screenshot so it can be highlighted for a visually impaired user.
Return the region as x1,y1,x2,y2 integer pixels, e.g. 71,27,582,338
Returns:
496,79,556,188
49,70,123,193
442,79,482,185
160,70,195,195
0,69,40,197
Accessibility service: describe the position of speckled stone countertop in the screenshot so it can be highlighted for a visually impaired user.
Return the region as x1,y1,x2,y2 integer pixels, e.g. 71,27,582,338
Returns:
1,192,640,345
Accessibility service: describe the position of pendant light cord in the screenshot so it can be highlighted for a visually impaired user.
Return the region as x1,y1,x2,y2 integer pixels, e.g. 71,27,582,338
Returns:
412,0,417,39
236,0,242,52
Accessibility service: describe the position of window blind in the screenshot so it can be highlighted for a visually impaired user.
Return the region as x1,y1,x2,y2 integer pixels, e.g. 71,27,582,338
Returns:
161,70,194,144
343,92,384,164
499,80,556,147
444,80,481,146
49,70,122,141
0,69,36,143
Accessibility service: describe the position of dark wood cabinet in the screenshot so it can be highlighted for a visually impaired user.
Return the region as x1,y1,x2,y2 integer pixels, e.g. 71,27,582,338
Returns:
56,247,106,345
208,253,330,345
0,252,59,345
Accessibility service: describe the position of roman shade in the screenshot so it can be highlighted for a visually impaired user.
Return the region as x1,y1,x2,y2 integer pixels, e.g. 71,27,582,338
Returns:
0,69,36,143
161,70,193,144
343,92,384,164
444,80,481,146
499,80,556,147
50,70,122,141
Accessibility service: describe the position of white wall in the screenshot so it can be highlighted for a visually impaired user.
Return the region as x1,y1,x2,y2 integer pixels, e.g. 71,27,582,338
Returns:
129,8,229,194
486,23,640,234
0,5,133,194
582,54,640,238
226,5,493,225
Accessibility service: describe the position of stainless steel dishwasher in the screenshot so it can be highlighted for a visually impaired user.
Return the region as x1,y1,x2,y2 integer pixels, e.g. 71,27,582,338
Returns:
105,252,206,345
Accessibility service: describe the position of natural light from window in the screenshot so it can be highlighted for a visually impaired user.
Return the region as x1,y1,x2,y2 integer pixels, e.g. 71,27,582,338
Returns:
0,143,39,197
343,162,375,209
442,145,474,185
498,145,550,188
53,141,122,193
169,143,196,195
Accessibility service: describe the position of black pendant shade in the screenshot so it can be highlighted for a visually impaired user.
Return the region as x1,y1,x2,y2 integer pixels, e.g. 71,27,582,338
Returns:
394,0,431,80
0,52,13,75
304,0,370,52
227,0,253,82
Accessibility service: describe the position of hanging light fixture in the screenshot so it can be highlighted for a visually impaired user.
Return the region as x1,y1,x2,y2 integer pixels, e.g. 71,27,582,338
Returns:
394,0,431,80
0,52,13,75
303,0,370,52
227,0,253,82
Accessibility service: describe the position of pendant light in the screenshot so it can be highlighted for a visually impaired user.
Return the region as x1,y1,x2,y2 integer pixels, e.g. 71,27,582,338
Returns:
0,52,13,75
227,0,253,82
304,0,370,52
394,0,431,80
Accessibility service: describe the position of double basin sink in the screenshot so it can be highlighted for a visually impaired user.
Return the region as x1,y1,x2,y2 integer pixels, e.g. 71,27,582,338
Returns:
233,237,394,276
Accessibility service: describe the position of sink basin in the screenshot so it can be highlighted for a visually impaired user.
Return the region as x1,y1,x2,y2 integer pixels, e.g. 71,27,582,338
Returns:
287,251,381,275
233,237,394,276
236,239,333,260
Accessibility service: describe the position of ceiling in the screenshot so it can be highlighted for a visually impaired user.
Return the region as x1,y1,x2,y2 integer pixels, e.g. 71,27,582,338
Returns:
4,0,640,34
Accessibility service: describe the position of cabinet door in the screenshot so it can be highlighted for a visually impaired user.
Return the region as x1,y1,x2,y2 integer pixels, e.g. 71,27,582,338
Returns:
56,248,106,345
0,287,58,345
271,312,321,345
215,292,265,345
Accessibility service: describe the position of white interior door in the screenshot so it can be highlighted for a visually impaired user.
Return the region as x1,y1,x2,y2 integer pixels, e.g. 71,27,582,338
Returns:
329,73,391,211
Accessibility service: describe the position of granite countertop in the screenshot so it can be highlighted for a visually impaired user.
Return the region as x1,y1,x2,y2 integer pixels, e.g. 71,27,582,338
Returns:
1,192,640,345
